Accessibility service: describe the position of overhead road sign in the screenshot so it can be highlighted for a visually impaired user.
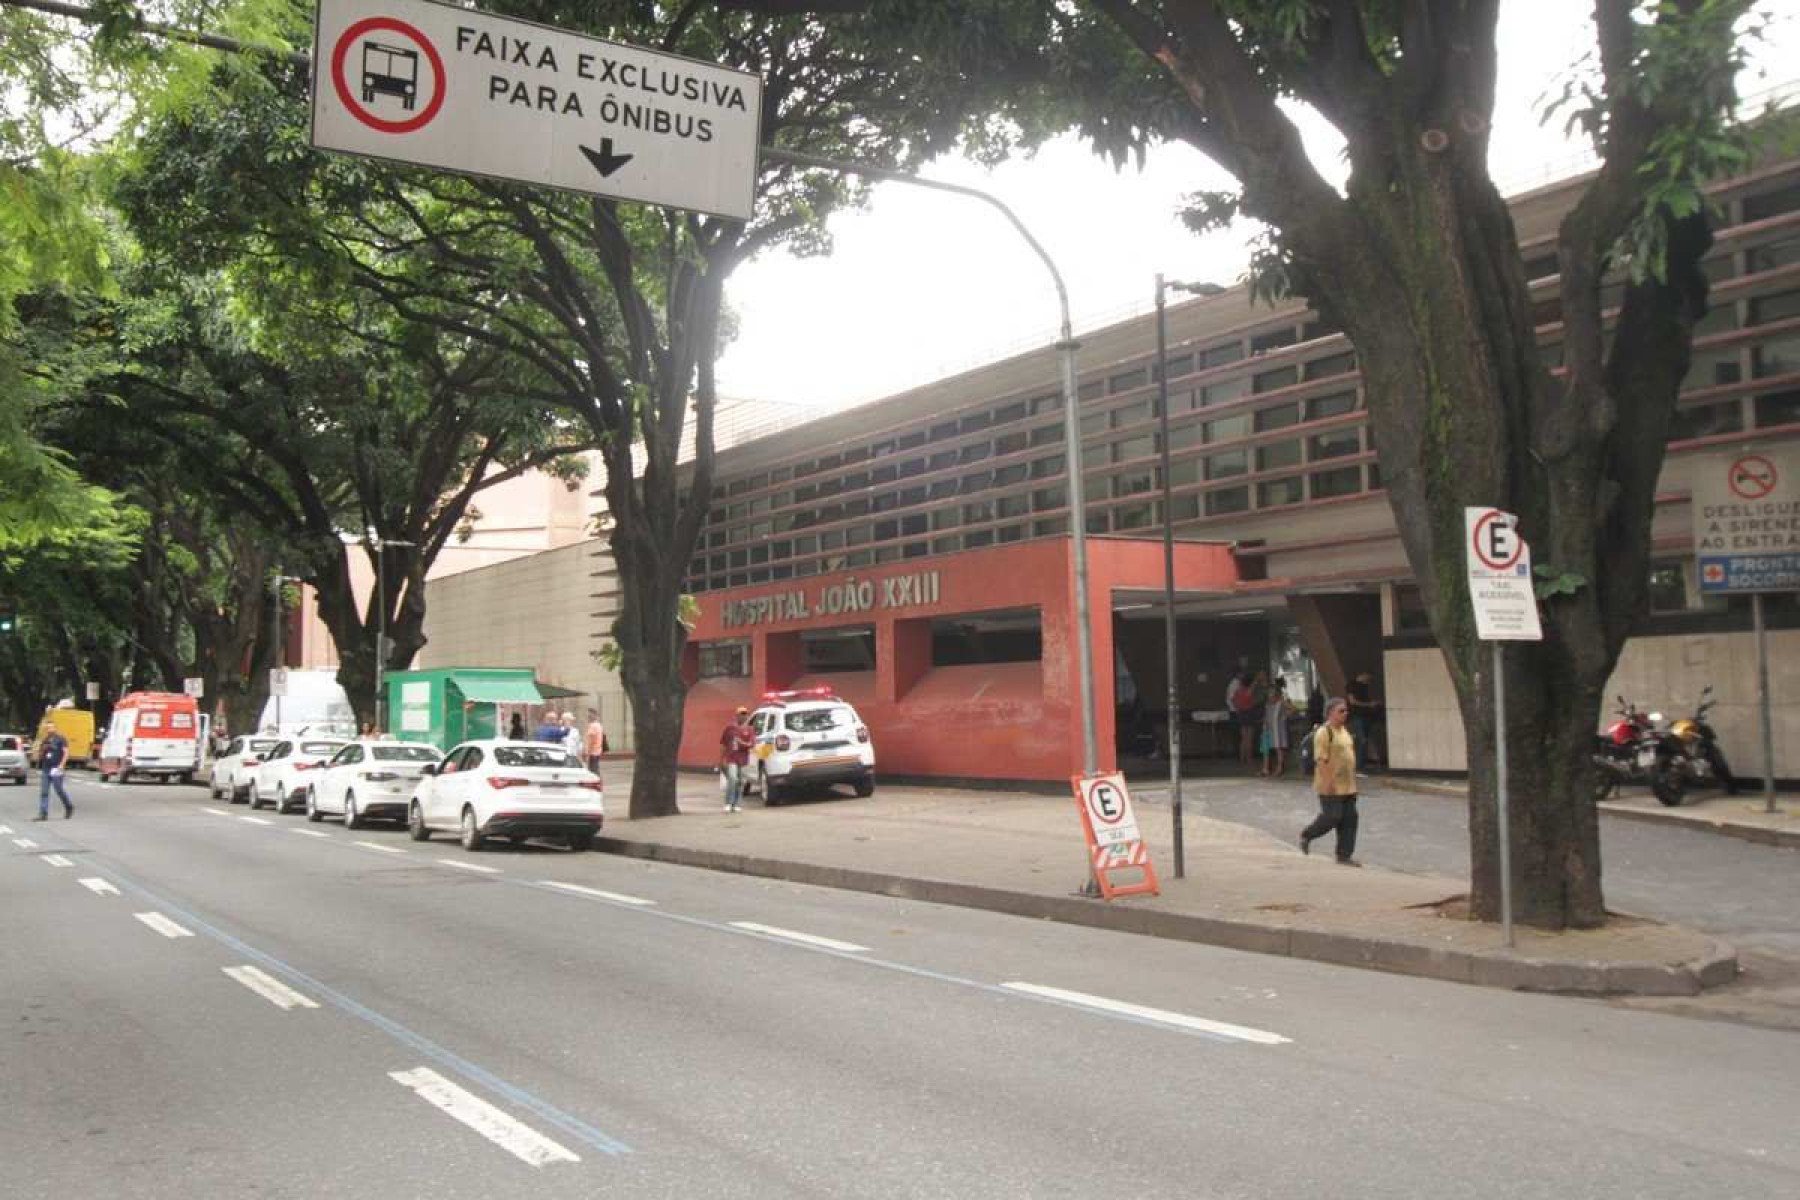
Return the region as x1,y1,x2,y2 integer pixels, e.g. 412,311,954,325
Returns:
310,0,763,220
1693,448,1800,593
1463,507,1543,642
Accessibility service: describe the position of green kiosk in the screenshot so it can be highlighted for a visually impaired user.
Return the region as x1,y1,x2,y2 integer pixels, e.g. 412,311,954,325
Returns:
385,668,544,751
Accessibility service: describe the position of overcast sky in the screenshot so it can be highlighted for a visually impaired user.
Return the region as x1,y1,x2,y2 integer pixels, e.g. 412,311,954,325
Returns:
713,3,1798,415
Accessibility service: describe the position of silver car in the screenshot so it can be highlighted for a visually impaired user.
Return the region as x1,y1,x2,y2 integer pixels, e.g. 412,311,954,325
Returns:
0,734,28,785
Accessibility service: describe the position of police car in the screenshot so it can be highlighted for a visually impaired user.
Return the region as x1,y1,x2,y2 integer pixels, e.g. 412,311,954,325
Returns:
746,688,875,804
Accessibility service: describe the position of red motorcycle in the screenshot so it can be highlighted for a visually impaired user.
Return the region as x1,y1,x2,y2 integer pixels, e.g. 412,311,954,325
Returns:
1592,696,1685,806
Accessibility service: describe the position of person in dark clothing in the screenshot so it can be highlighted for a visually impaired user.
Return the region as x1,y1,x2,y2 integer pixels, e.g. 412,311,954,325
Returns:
508,711,527,741
36,730,73,821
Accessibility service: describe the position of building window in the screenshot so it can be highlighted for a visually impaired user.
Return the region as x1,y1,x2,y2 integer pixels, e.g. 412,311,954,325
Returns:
1205,448,1249,479
1522,252,1558,281
1030,423,1064,447
1669,401,1744,441
1755,387,1800,427
1752,334,1800,379
1307,390,1358,421
1392,584,1432,633
1743,182,1800,222
995,430,1029,456
1303,352,1355,381
1114,502,1155,529
1257,477,1304,507
1203,413,1252,443
1114,471,1154,497
1255,402,1301,432
964,528,996,548
1033,485,1066,511
1748,289,1800,327
997,493,1030,518
1253,365,1299,394
1201,341,1245,369
1034,516,1069,536
1114,435,1154,463
1748,236,1800,274
960,410,993,434
1161,352,1195,380
1251,325,1297,354
1257,440,1301,472
1078,379,1104,402
1206,486,1250,515
1109,367,1149,393
1308,428,1361,461
1200,376,1251,408
993,462,1027,487
1310,465,1364,499
1685,344,1744,387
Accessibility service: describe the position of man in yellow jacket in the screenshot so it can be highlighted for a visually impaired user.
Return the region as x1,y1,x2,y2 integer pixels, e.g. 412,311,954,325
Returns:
1300,698,1360,866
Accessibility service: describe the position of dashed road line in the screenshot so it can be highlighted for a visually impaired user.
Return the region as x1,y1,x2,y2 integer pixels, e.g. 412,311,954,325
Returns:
202,807,232,816
0,824,12,835
729,922,869,953
134,911,195,939
78,877,120,896
42,853,73,867
12,837,39,851
1000,982,1290,1045
354,840,407,855
391,1067,580,1167
289,828,331,839
437,858,501,875
223,965,320,1010
539,881,655,906
239,816,272,826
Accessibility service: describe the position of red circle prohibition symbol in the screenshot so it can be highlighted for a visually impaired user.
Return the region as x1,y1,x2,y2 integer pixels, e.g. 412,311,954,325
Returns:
1727,454,1778,501
1471,509,1523,571
331,17,447,135
1087,781,1127,826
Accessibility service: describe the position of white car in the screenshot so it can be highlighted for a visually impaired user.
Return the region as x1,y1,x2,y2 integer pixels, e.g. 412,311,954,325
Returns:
747,688,876,804
409,739,603,852
210,735,284,803
308,740,443,828
0,734,28,786
249,737,349,814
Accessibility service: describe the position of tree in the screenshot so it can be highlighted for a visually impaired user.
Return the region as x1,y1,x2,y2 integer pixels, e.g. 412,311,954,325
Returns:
745,0,1776,927
111,0,1040,817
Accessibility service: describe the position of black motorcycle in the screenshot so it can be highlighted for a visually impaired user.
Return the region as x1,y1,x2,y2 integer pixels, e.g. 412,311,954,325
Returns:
1662,686,1737,804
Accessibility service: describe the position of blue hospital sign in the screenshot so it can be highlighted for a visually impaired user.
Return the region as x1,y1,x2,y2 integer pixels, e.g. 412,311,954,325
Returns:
1693,450,1800,594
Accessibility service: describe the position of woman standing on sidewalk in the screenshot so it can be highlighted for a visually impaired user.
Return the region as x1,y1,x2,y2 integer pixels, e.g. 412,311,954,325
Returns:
1300,698,1360,865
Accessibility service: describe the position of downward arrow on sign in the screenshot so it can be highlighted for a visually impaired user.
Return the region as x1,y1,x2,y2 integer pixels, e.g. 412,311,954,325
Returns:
580,138,634,178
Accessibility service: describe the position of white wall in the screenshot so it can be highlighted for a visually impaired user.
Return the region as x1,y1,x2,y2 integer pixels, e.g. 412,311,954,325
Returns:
1386,628,1800,779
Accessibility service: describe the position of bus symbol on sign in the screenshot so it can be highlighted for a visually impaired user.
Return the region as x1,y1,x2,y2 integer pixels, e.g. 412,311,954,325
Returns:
362,42,419,111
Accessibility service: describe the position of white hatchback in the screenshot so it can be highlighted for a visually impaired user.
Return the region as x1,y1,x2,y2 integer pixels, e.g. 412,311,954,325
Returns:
249,737,349,813
409,740,603,852
308,740,443,828
747,690,875,804
211,736,284,803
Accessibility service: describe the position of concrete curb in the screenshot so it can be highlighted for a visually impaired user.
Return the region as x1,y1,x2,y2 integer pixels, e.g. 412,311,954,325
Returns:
594,836,1737,998
1380,776,1800,851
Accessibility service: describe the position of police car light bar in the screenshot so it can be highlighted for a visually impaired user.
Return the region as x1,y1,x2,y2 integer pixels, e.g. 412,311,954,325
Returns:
760,687,838,705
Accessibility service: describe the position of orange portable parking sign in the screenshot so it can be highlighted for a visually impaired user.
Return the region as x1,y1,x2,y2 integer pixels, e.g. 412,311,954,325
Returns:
1071,773,1159,900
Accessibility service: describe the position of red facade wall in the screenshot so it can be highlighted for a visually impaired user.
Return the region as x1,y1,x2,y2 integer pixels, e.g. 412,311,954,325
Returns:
679,537,1239,783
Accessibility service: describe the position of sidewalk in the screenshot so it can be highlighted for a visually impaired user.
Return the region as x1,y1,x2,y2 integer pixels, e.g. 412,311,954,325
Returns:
596,774,1736,999
1385,775,1800,850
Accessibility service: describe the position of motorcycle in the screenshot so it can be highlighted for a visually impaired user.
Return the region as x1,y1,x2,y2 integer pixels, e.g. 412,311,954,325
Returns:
1592,696,1685,806
1663,685,1737,803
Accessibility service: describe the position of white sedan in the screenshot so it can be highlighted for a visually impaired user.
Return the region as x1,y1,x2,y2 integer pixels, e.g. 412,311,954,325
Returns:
308,740,444,829
409,740,603,852
210,735,283,803
249,737,349,813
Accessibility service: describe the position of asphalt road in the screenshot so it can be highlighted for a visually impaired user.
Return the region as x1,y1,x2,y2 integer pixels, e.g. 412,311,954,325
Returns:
4,774,1797,1199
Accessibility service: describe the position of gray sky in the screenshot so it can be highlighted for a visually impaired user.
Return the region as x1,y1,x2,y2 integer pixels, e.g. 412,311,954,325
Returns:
713,2,1798,413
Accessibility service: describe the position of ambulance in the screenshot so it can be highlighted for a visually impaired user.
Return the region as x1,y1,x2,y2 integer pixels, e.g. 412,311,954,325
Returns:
96,692,204,784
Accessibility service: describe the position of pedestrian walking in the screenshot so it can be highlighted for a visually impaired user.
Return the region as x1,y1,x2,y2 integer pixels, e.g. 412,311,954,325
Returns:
533,709,564,743
1229,669,1266,769
583,708,606,774
559,712,582,759
1299,698,1360,865
508,711,526,741
36,729,73,821
717,706,754,813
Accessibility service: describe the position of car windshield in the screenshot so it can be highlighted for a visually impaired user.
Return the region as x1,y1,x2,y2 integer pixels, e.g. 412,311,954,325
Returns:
372,745,440,763
494,746,581,768
786,708,850,733
250,740,280,754
301,741,345,756
0,736,18,750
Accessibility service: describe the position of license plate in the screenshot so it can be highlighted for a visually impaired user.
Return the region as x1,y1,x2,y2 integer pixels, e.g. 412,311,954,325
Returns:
539,782,568,790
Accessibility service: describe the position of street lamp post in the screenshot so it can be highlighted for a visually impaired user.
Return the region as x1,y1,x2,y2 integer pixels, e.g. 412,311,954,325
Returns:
1155,276,1222,880
269,574,300,730
366,529,416,734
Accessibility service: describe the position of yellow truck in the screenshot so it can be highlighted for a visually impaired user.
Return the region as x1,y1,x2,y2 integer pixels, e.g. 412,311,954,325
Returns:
33,706,96,766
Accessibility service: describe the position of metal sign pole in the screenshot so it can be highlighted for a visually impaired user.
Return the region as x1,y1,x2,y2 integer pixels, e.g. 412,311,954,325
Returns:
1155,276,1184,880
1493,641,1514,947
1754,592,1777,814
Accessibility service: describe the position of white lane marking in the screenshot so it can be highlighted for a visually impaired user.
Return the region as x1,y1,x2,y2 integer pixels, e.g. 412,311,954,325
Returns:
437,858,500,875
729,922,869,953
134,911,195,939
78,877,120,896
390,1067,580,1167
354,840,407,855
42,854,73,867
1001,982,1291,1045
12,837,38,850
223,965,319,1010
540,881,654,906
203,807,232,816
289,828,331,839
0,824,12,834
239,816,272,826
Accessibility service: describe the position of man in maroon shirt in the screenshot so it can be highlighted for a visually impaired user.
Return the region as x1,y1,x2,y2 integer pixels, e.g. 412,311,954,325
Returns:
718,706,754,812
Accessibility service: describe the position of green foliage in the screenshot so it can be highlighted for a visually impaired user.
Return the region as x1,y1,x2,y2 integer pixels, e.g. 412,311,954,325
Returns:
1532,563,1590,601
